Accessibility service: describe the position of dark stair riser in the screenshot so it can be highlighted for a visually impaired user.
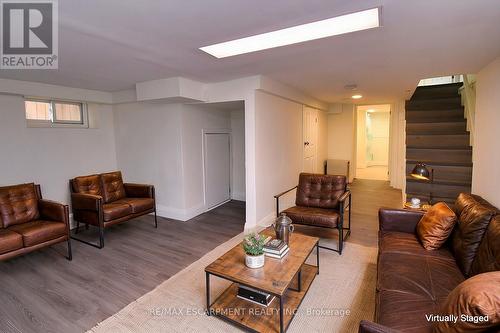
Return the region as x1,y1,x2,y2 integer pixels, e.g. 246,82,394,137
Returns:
407,148,472,164
406,163,472,183
410,83,463,100
406,192,456,205
406,97,462,111
406,122,467,135
406,182,471,199
406,110,465,123
406,134,470,149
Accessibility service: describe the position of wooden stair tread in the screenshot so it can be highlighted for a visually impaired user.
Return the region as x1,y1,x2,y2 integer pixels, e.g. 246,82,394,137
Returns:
407,159,472,167
406,176,471,186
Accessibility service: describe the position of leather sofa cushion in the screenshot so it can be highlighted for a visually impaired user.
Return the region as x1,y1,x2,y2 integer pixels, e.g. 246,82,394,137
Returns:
114,198,154,214
102,202,133,221
377,251,464,298
470,215,500,276
434,272,500,333
295,173,346,209
416,202,457,250
0,183,40,227
8,220,66,247
0,229,23,254
452,194,495,276
101,171,126,203
283,206,339,228
377,290,435,333
72,174,102,196
454,192,478,216
379,231,456,262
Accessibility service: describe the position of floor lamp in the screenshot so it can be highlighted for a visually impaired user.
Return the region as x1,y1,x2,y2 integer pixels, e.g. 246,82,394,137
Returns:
410,162,434,204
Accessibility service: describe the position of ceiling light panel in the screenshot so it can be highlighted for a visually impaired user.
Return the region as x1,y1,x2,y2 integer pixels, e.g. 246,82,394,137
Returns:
200,8,380,58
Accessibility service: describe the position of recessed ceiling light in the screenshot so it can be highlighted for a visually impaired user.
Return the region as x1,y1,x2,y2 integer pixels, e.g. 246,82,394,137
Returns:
367,109,375,112
352,94,363,99
200,8,380,58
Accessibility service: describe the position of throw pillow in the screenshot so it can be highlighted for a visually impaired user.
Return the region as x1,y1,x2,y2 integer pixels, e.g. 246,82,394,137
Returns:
434,271,500,333
417,202,457,250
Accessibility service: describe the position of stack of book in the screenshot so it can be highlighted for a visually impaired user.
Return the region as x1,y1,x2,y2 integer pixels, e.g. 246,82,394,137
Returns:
263,238,289,259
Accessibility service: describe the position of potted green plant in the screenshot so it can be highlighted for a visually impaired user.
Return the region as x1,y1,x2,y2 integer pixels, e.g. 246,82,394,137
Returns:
242,233,266,268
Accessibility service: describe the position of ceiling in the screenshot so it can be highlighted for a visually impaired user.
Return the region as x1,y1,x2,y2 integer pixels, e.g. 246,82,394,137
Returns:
1,0,499,104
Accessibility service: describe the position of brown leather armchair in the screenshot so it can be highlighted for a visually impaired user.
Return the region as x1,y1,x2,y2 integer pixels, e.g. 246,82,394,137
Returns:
70,171,157,248
275,173,351,254
0,183,71,261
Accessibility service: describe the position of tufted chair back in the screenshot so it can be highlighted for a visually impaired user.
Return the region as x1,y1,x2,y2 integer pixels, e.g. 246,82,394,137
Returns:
0,183,41,227
71,175,101,196
295,173,347,209
100,171,126,203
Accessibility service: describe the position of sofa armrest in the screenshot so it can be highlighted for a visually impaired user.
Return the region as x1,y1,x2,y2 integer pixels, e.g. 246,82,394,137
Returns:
71,193,102,211
39,199,69,226
359,320,400,333
124,183,154,198
378,208,424,233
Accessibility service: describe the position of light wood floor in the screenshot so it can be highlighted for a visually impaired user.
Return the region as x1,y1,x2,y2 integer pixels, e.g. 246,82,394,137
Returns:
0,200,245,333
0,180,401,333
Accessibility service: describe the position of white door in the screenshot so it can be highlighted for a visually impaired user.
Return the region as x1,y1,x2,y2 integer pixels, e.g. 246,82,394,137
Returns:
303,106,318,173
204,133,231,209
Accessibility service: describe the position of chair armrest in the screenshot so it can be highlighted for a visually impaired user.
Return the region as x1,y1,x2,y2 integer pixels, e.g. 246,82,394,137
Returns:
123,183,154,198
71,193,102,211
359,320,400,333
339,190,351,203
39,199,69,225
274,186,298,199
378,208,424,233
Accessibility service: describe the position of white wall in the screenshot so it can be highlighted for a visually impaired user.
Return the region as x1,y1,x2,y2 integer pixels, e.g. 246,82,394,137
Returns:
113,102,246,221
113,102,186,217
231,110,246,201
0,94,117,207
388,100,406,191
180,104,231,216
254,91,304,225
327,104,355,182
471,56,500,207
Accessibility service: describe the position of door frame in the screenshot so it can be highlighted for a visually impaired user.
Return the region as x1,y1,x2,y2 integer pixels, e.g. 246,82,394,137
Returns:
353,104,392,180
202,129,232,211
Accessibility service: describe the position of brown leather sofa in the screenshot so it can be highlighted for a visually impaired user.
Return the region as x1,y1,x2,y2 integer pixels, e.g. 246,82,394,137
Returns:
0,183,71,261
359,193,500,333
70,171,157,248
275,173,351,254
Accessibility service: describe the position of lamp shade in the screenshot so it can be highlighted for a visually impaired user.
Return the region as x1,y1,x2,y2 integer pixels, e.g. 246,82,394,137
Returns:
410,163,431,180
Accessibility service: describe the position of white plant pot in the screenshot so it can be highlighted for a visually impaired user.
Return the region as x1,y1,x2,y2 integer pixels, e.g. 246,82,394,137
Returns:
245,253,265,269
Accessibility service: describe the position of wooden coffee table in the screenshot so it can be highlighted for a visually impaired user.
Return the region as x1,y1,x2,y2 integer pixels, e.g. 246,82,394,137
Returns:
205,228,320,333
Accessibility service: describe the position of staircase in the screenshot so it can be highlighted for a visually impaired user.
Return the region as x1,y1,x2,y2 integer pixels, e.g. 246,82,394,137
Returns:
405,83,472,204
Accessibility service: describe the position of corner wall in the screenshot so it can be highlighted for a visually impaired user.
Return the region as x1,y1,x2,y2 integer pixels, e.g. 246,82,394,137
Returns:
471,56,500,207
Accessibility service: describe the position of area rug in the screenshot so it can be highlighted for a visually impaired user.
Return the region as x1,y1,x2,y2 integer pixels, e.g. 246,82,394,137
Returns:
89,233,377,333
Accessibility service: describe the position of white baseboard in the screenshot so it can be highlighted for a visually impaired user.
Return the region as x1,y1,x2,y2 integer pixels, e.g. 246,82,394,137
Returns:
231,192,246,201
244,211,275,232
156,203,206,222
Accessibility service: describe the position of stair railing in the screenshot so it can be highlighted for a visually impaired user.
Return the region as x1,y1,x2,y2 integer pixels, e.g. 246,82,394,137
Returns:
459,74,476,146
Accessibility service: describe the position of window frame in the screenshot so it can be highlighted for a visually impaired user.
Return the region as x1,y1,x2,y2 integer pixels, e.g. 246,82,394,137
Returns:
25,98,89,128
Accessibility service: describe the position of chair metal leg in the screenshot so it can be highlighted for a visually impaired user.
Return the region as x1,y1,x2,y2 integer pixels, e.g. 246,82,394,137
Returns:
70,223,105,249
67,238,72,261
85,223,89,230
99,224,104,249
75,220,80,234
154,210,158,228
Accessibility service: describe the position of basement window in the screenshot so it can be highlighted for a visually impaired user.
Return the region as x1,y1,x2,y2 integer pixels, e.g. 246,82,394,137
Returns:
25,99,88,128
